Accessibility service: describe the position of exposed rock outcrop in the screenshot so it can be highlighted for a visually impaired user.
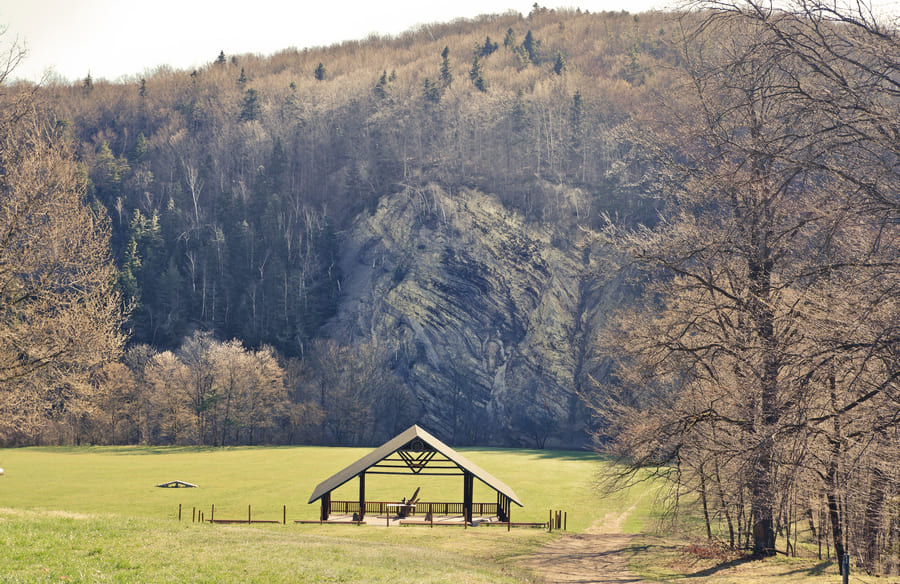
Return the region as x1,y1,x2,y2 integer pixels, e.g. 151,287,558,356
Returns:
329,185,623,447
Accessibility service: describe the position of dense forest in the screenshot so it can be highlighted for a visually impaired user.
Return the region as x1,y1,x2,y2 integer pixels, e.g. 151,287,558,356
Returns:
6,0,900,571
58,6,658,354
15,5,667,448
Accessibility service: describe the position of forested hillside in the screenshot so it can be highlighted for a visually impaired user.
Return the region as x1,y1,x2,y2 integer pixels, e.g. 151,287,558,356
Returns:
30,6,669,447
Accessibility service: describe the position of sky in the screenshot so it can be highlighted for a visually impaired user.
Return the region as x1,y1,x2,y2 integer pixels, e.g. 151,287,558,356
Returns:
0,0,668,83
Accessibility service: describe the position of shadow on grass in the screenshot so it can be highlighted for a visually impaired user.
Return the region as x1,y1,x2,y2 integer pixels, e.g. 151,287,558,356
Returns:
685,555,758,578
457,447,600,462
777,561,836,578
686,556,837,579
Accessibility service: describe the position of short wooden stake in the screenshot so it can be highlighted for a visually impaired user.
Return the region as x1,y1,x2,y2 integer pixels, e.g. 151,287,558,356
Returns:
283,505,287,525
564,512,567,531
248,504,252,524
548,509,553,532
211,504,215,522
192,507,196,523
178,504,182,521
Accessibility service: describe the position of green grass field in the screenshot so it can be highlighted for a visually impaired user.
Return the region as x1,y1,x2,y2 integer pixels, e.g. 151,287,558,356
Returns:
0,445,631,583
4,445,882,584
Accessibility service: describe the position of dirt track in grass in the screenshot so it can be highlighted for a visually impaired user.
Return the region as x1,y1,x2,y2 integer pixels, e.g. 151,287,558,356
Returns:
519,505,658,584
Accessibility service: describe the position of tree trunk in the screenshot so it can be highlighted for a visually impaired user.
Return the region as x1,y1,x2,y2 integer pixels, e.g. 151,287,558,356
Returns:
862,467,886,574
700,465,713,540
827,373,846,574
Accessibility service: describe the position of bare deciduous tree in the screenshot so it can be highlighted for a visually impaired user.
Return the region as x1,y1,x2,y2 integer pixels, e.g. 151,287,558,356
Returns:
0,70,125,442
592,5,900,561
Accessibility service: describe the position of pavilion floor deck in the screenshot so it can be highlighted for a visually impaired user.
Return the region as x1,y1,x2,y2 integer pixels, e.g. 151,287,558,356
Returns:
317,511,504,527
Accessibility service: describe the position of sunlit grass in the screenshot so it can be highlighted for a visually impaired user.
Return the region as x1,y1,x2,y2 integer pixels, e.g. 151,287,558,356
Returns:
0,445,616,583
0,509,554,583
0,446,610,526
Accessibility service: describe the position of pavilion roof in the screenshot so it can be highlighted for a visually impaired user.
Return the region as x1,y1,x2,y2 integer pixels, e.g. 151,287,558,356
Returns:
307,425,522,506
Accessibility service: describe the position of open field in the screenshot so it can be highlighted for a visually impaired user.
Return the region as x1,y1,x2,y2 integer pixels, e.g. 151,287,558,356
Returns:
2,445,895,583
0,446,609,527
0,445,623,583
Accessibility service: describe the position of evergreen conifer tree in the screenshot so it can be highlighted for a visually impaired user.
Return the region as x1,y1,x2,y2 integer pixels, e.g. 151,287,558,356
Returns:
440,46,453,88
131,132,149,163
503,27,517,49
553,52,567,75
523,30,538,63
215,50,226,66
314,62,326,81
373,70,389,99
239,88,261,121
423,78,442,104
470,57,487,92
478,36,498,57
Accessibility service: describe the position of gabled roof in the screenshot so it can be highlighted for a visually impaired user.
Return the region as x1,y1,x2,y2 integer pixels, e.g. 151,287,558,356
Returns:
307,425,522,506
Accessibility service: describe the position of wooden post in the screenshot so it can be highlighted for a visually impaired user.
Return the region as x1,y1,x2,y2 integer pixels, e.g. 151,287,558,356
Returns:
192,507,196,523
359,472,366,521
321,492,330,521
178,504,182,521
211,504,215,522
283,505,287,525
248,504,252,524
548,509,553,532
463,471,474,525
564,512,567,531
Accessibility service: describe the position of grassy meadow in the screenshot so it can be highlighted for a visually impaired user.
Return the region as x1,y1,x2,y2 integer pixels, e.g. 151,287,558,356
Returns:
2,445,885,583
0,445,630,583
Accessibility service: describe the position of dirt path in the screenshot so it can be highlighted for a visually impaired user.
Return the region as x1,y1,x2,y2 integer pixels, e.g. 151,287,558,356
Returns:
519,505,657,584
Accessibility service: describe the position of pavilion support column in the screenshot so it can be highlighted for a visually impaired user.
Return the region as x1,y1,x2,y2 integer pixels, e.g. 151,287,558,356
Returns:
463,471,474,524
497,493,509,522
358,472,366,521
321,492,331,521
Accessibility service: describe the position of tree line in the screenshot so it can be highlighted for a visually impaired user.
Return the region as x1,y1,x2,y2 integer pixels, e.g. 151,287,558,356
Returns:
48,332,415,448
589,0,900,574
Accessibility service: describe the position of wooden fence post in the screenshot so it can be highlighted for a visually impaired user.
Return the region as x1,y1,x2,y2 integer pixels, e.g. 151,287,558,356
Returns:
178,504,182,521
248,504,252,524
192,507,196,523
211,504,215,522
283,505,287,525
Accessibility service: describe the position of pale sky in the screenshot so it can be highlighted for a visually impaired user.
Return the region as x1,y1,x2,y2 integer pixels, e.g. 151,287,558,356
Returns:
0,0,668,83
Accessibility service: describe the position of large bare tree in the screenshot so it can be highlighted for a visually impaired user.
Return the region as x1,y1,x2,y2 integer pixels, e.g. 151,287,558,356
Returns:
0,40,125,442
594,3,900,561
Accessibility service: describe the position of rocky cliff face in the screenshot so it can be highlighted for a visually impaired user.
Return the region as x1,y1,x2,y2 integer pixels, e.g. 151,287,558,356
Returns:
328,185,624,447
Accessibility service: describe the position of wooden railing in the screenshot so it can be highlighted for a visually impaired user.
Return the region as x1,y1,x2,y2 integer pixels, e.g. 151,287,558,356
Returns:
329,501,499,517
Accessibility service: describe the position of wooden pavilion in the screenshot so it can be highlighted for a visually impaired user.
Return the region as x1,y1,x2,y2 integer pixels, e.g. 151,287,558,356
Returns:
307,425,522,523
